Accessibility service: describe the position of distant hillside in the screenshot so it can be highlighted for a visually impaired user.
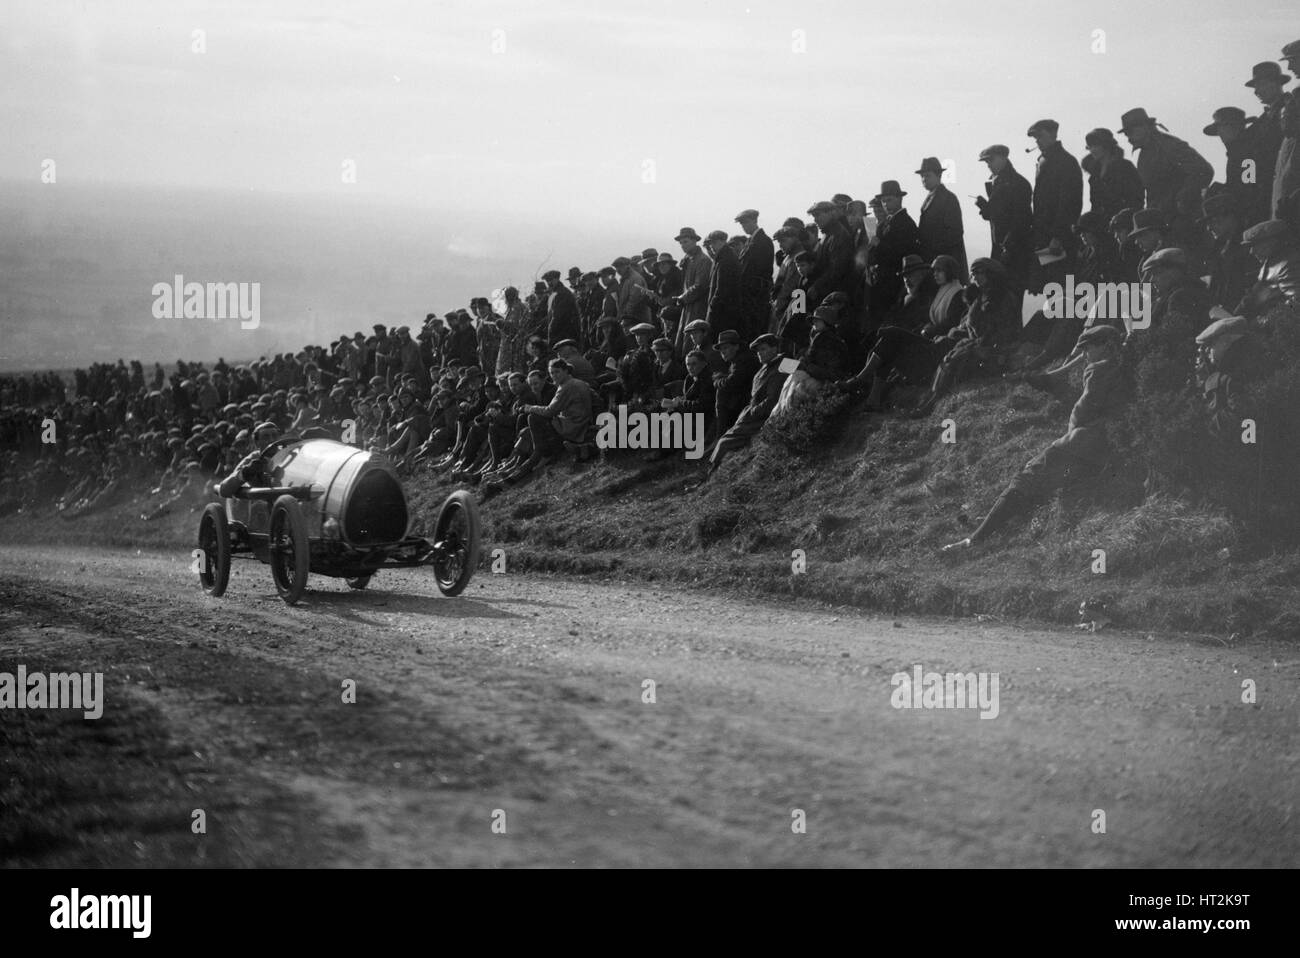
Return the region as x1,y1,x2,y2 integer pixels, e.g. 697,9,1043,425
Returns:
0,181,641,373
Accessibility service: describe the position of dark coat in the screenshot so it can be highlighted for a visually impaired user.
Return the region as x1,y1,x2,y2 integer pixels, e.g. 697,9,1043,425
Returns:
1251,104,1286,219
654,264,685,302
1082,153,1145,225
808,219,856,309
980,163,1034,278
655,359,687,391
739,228,775,294
706,245,743,335
1135,131,1214,220
735,355,789,427
678,371,717,422
799,328,848,380
716,347,760,412
687,343,727,376
1033,140,1084,251
888,274,939,334
739,228,776,340
677,248,713,329
446,325,479,368
917,184,968,279
1208,237,1258,312
545,285,581,347
868,209,921,312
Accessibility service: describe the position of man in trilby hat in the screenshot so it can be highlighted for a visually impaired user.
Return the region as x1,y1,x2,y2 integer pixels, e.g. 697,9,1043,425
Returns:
915,157,968,282
1120,107,1214,249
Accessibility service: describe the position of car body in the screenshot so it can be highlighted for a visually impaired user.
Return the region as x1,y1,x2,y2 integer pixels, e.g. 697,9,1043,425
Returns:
197,437,480,604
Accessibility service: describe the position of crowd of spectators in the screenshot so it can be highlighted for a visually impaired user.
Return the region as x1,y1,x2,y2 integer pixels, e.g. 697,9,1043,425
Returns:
3,37,1299,542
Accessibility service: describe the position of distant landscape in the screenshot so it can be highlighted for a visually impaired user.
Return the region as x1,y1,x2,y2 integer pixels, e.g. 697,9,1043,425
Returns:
0,180,645,373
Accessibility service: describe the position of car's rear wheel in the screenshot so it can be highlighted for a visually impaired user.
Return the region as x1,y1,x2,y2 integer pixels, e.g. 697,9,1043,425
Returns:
345,574,372,590
431,490,481,596
269,494,310,605
197,503,231,597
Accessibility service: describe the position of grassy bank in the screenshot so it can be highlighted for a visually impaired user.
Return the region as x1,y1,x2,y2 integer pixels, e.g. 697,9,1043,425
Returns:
5,375,1297,640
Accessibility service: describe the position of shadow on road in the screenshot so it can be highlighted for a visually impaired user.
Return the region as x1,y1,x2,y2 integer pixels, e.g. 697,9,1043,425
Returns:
287,589,525,624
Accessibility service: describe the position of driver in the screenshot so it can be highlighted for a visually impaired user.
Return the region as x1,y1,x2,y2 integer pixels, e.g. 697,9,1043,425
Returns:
216,421,280,498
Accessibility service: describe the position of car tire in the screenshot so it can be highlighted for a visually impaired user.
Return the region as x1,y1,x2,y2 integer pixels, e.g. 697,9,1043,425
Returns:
432,489,481,597
269,494,310,605
197,503,231,597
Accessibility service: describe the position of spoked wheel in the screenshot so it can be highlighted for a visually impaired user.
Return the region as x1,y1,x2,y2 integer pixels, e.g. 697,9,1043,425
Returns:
345,575,372,590
431,490,481,596
197,503,231,597
269,494,310,605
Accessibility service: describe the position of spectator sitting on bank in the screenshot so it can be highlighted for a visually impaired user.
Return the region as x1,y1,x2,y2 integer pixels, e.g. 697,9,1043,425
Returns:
485,358,595,489
887,255,940,334
942,324,1128,552
697,334,789,485
909,257,1023,418
919,255,969,338
772,305,847,417
653,338,687,396
553,339,597,384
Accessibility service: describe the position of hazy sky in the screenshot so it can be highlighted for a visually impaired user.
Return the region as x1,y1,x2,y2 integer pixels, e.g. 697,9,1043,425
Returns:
2,0,1297,367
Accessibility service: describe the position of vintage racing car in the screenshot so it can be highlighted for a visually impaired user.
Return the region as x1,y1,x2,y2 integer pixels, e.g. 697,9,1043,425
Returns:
195,436,480,604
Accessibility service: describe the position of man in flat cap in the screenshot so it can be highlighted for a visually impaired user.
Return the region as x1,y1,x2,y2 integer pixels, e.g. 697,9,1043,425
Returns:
1201,191,1258,310
700,333,788,483
651,337,686,395
976,144,1034,293
805,200,858,355
1204,107,1268,225
712,328,759,435
566,266,584,294
1126,248,1213,385
494,286,530,379
444,308,480,369
553,339,597,385
682,319,727,376
943,324,1127,552
576,271,604,350
703,229,743,338
673,227,713,350
542,268,581,348
613,255,653,327
866,181,922,329
915,157,968,282
601,322,658,413
663,348,718,447
493,358,595,485
1027,118,1085,286
1237,219,1300,317
1120,107,1214,250
736,209,775,344
1195,312,1271,438
770,226,809,335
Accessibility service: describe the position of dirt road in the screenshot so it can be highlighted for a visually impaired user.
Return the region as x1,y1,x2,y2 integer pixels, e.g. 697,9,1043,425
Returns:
1,544,1296,867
